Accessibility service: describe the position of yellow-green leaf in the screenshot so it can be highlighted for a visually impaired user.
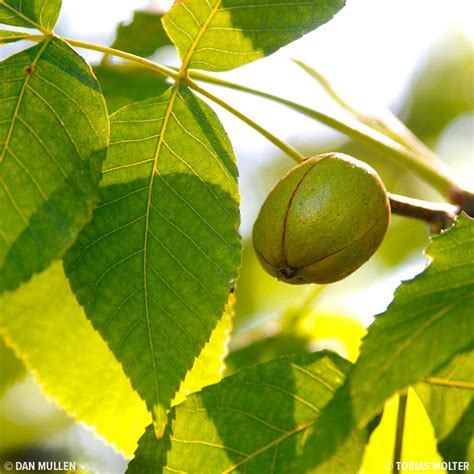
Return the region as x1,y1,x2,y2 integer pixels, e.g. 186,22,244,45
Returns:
0,0,62,31
0,262,150,457
163,0,345,72
416,351,474,468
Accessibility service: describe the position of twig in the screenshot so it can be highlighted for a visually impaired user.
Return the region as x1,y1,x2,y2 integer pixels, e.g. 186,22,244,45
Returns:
388,193,459,233
393,392,408,474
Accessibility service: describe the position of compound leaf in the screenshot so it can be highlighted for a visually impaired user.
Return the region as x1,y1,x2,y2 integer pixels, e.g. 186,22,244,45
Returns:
300,215,474,470
0,262,150,457
128,351,370,473
416,351,474,469
65,85,241,418
111,10,172,58
0,38,108,293
163,0,345,72
0,0,62,31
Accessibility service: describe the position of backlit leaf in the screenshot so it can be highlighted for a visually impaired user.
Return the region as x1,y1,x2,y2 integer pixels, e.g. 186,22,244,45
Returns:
0,38,108,292
300,215,474,470
111,10,172,58
0,0,61,31
416,351,474,469
0,262,150,457
65,85,241,416
128,351,370,473
163,0,345,72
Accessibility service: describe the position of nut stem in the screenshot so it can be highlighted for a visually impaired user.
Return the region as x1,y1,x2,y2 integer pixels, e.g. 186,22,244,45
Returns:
388,193,460,233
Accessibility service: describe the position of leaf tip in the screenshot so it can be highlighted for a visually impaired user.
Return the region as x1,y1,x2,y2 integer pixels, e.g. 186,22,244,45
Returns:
152,403,168,440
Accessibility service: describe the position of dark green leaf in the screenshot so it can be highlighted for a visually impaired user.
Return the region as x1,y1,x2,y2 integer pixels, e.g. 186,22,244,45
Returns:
438,403,474,471
93,64,169,114
128,351,370,473
0,0,62,31
111,10,172,58
0,38,108,292
0,337,25,395
300,215,474,470
163,0,345,72
226,332,310,375
0,30,33,44
65,85,241,417
173,295,234,406
416,351,474,470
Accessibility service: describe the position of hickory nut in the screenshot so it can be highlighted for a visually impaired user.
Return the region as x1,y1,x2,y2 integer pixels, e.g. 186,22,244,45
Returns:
253,153,390,284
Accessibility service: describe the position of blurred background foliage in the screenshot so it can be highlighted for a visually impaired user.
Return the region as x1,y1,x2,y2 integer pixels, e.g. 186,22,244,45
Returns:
0,0,473,472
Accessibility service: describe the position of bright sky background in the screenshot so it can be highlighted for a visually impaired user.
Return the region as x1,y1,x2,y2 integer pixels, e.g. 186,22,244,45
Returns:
55,0,473,156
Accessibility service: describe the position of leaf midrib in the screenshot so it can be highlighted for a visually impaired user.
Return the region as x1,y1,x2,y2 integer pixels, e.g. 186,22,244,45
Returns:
179,0,222,72
141,0,225,407
222,418,315,473
425,377,474,390
142,87,179,407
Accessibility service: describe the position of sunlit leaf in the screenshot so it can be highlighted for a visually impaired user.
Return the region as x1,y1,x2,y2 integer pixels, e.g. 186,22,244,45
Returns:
0,0,61,31
0,38,108,293
93,65,169,114
416,351,474,468
163,0,345,72
0,262,150,457
300,215,474,470
111,10,172,58
65,85,241,418
128,351,371,473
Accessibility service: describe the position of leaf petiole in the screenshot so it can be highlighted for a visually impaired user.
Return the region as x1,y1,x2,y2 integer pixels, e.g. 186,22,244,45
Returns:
19,35,304,164
187,70,470,200
16,33,471,201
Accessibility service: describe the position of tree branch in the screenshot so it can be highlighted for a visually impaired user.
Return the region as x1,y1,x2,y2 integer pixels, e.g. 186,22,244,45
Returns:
388,193,460,232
